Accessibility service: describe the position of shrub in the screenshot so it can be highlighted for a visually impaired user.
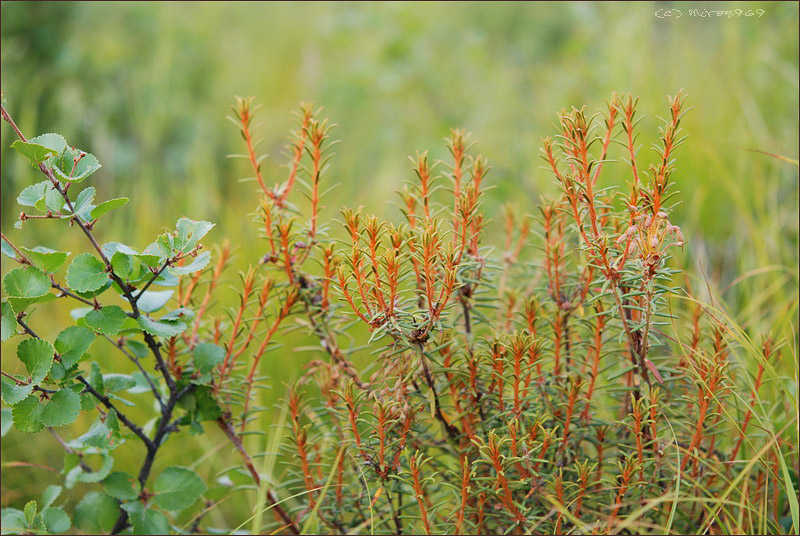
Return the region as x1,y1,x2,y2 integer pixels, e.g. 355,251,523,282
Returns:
1,92,797,535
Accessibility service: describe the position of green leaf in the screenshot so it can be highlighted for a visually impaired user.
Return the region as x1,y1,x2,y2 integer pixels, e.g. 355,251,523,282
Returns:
17,338,55,384
153,466,206,511
121,502,170,535
35,185,63,214
137,290,173,314
23,501,36,526
3,266,50,298
40,388,81,427
29,133,68,154
42,507,71,533
1,408,12,436
16,181,49,207
83,306,127,336
193,385,222,421
11,395,44,433
169,250,211,275
52,147,101,183
193,343,224,374
176,218,215,252
1,238,16,259
78,413,120,450
10,140,58,167
74,491,119,534
103,374,136,392
137,316,187,338
54,326,95,369
91,198,129,220
1,375,33,405
71,187,96,217
19,246,69,273
0,507,29,533
1,301,16,342
7,292,57,314
41,486,62,510
66,253,107,293
66,451,114,486
103,472,140,501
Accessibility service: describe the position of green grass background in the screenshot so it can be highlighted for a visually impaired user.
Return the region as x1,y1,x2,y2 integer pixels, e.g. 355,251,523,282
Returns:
1,1,797,531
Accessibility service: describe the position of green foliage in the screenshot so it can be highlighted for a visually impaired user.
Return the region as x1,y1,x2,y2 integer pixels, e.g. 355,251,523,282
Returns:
0,101,218,535
82,306,127,336
65,253,108,293
152,467,206,511
0,43,796,533
73,491,119,533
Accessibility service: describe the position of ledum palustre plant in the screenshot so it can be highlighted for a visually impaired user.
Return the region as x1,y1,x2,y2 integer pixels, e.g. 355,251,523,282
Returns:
1,92,797,535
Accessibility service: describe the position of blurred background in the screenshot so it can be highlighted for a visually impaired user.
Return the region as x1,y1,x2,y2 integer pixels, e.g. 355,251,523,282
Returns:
2,1,797,530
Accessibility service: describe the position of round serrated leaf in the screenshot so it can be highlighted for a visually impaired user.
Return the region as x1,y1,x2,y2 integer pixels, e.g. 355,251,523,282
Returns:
137,316,186,338
122,502,170,535
66,254,108,293
137,290,173,314
17,338,55,384
103,472,139,501
42,507,71,533
19,246,70,273
11,395,44,433
153,466,205,510
74,491,119,533
83,306,127,335
54,326,95,369
193,343,224,374
40,388,81,427
10,139,58,167
2,301,17,342
1,375,34,405
17,180,50,207
91,198,129,220
3,266,50,298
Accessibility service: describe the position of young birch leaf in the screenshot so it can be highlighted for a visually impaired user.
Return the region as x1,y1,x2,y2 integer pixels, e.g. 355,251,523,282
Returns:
121,502,170,535
1,375,33,405
1,301,17,341
29,133,68,154
90,198,129,220
40,388,81,427
3,266,50,298
74,491,119,533
175,218,215,253
137,316,187,338
67,451,114,486
83,306,127,336
54,326,95,369
66,253,108,293
10,140,58,167
41,485,62,510
16,181,49,207
11,395,44,433
137,290,173,314
1,407,13,436
17,338,55,384
103,472,140,501
35,185,64,214
169,250,211,275
193,343,224,374
19,246,70,273
1,238,16,259
153,467,206,510
53,148,101,183
42,507,71,533
71,187,96,217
